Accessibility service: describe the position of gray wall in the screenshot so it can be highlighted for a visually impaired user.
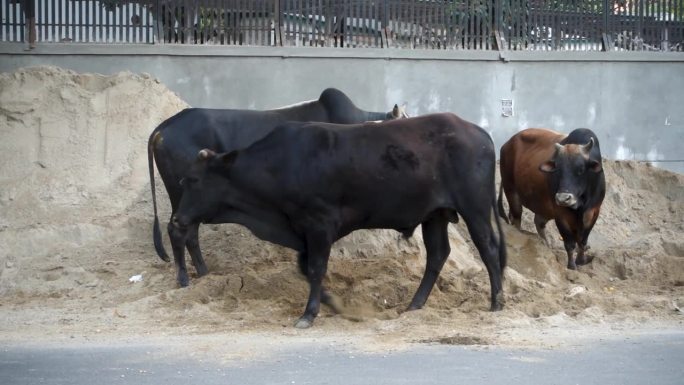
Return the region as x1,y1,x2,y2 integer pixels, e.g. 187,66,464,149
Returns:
1,44,683,173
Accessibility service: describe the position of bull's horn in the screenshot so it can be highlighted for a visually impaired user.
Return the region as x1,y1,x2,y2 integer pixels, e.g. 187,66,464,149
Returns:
554,143,563,152
198,149,215,160
581,137,594,154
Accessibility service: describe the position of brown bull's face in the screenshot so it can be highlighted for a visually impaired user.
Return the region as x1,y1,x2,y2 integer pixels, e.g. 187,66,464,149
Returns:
540,138,602,209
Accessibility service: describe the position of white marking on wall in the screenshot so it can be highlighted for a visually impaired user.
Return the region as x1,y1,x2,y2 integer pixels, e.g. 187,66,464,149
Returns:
427,91,440,112
615,136,634,160
203,77,212,98
478,106,489,129
517,111,528,131
176,77,190,85
646,147,664,162
587,103,596,126
550,115,565,130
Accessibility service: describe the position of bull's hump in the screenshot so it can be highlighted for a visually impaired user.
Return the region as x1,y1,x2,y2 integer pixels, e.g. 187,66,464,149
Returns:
519,128,565,144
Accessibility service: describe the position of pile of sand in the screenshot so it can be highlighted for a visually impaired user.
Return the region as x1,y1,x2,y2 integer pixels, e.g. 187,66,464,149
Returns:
0,66,681,347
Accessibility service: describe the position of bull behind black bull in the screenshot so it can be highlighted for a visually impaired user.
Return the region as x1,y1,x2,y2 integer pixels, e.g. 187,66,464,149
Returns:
147,88,407,285
541,129,606,268
498,128,606,269
172,113,507,328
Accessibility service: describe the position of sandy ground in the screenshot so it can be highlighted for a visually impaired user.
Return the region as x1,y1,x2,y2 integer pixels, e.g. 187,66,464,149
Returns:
0,67,682,352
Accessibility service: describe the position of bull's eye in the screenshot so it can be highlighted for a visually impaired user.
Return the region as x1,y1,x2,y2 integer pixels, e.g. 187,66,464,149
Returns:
179,178,185,186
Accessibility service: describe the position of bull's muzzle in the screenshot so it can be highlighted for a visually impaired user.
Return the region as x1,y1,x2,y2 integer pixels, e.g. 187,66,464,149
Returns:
555,192,578,208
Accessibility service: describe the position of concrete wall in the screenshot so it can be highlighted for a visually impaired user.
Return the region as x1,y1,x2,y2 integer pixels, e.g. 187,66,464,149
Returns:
1,44,683,173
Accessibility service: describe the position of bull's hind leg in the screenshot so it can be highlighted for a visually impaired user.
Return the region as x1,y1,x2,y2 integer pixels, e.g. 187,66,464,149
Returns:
168,222,190,287
185,223,208,277
297,251,340,313
462,212,504,311
295,231,332,329
407,213,450,311
534,214,551,246
575,228,596,266
506,191,524,230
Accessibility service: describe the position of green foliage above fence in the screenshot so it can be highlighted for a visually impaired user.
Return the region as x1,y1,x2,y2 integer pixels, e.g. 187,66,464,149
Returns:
2,0,683,51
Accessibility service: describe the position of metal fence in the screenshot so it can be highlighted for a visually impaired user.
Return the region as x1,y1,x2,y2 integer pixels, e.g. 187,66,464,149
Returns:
2,0,683,51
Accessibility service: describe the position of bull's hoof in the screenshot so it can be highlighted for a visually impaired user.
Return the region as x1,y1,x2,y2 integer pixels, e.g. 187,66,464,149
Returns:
177,274,190,287
195,265,209,277
294,317,314,329
490,292,505,311
576,254,595,266
567,262,577,270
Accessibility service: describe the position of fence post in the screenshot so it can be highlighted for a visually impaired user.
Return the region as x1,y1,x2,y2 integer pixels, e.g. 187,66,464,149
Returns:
153,0,159,44
274,0,282,46
602,0,609,50
493,0,505,51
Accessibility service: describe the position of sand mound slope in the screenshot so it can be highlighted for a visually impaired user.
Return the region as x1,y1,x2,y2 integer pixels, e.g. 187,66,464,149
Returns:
0,66,681,346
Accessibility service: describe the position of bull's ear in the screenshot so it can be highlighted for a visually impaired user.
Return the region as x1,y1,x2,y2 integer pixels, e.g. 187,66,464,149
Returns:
392,103,410,119
589,159,602,173
392,104,400,117
218,151,238,168
540,160,556,173
198,149,216,160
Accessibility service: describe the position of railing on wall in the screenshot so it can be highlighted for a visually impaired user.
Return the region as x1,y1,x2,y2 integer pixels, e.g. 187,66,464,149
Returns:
1,0,683,51
1,0,155,43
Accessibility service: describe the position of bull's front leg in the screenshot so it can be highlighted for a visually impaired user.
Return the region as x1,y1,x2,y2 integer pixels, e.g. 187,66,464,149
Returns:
576,208,600,266
168,220,191,287
185,223,209,277
555,220,578,270
294,231,332,329
575,230,595,266
297,251,340,314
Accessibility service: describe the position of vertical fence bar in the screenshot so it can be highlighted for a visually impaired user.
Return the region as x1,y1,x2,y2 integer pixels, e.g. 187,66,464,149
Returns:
8,0,14,42
363,0,368,47
36,0,42,42
97,0,102,43
50,0,54,42
3,0,7,41
68,0,73,41
81,0,86,42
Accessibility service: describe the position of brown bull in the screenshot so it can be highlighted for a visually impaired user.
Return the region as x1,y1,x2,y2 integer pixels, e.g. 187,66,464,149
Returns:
498,128,606,269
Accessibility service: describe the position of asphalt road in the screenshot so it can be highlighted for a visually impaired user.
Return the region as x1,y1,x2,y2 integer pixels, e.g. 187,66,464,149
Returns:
2,332,683,385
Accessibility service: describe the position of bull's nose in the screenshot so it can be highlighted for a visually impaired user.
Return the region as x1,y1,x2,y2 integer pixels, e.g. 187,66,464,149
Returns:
555,192,577,207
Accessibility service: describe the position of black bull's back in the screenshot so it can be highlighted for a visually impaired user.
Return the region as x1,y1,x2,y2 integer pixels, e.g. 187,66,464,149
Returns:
262,116,496,234
174,113,507,328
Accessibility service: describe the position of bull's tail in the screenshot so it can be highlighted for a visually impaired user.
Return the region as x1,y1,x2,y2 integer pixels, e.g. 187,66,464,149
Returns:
148,130,170,262
497,184,510,224
493,193,507,271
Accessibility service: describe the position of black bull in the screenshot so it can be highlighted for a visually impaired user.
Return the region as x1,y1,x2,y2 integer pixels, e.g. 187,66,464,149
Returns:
172,113,507,328
148,88,405,285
